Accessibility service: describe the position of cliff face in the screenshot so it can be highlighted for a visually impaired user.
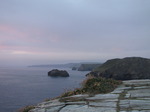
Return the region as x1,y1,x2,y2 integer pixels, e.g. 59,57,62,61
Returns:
92,57,150,80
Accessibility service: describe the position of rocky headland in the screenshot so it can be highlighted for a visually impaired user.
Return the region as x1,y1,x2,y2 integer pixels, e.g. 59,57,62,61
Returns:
87,57,150,80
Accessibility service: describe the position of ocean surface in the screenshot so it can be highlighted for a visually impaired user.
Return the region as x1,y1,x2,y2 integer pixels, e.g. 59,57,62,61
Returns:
0,67,89,112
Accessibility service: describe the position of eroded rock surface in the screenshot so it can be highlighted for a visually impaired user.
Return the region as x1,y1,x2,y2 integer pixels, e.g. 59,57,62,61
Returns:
30,79,150,112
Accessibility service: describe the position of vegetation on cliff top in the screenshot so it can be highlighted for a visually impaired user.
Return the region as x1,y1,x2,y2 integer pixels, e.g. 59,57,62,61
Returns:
60,76,122,97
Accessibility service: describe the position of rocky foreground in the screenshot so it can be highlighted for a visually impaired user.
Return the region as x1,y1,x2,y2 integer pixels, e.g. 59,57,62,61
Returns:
30,79,150,112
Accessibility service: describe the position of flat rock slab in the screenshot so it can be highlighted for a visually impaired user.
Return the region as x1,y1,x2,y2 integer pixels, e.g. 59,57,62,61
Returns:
134,86,150,89
89,101,117,108
120,100,150,110
123,80,150,86
120,110,150,112
86,94,119,101
60,94,89,102
65,101,87,105
128,89,150,98
59,105,116,112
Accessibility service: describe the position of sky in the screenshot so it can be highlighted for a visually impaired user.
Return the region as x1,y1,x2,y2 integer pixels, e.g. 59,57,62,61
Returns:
0,0,150,66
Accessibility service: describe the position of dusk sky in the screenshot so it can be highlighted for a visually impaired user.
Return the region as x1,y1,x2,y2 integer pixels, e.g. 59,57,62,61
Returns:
0,0,150,66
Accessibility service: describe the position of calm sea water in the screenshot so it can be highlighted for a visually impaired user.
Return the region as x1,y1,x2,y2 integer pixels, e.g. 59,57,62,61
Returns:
0,67,89,112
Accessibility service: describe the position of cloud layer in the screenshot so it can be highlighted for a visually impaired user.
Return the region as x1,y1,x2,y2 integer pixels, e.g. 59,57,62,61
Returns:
0,0,150,66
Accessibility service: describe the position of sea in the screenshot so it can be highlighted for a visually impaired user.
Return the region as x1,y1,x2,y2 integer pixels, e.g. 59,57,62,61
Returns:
0,66,89,112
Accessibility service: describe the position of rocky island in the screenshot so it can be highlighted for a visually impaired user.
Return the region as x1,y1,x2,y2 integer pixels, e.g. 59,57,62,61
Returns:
48,69,69,77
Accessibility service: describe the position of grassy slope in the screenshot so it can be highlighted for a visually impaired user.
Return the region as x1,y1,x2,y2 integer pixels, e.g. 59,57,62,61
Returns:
94,59,121,72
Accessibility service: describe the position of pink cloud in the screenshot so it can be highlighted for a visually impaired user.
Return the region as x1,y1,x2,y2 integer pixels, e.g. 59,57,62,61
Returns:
0,24,43,42
0,24,62,43
0,45,6,49
0,45,39,55
0,23,63,55
0,24,28,39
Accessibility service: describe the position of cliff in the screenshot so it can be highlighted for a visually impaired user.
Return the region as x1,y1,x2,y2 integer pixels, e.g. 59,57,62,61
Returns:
90,57,150,80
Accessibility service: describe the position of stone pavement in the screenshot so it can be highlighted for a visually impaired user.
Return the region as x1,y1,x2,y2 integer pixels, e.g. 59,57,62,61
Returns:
30,79,150,112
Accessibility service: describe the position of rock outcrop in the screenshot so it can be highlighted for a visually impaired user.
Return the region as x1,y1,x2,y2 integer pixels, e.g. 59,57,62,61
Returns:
48,69,69,77
89,57,150,80
29,79,150,112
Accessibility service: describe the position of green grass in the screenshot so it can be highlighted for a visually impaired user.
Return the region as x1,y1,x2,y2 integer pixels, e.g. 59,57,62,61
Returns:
60,76,122,97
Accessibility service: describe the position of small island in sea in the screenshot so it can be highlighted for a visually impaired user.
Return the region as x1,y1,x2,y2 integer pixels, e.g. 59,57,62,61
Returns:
48,69,69,77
